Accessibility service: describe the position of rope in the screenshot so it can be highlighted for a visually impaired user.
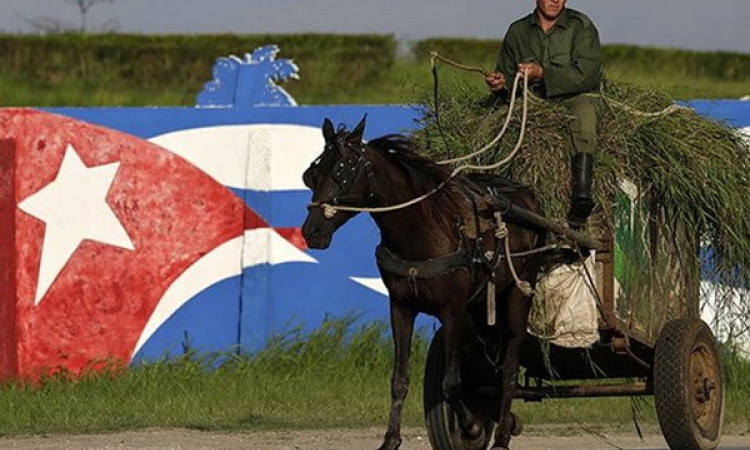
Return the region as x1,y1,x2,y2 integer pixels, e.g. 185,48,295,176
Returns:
592,83,691,118
495,212,534,297
310,60,532,218
430,52,527,167
431,52,454,159
310,175,455,217
504,234,534,297
508,244,563,258
450,73,530,173
429,52,491,77
437,72,523,166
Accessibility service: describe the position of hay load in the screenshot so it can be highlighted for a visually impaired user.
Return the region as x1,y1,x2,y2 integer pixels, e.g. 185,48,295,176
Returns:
411,76,750,336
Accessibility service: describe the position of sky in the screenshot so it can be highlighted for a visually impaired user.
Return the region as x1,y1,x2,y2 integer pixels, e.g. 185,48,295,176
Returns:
1,0,749,54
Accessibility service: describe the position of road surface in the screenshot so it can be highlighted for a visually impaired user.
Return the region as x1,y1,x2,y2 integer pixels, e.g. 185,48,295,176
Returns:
1,427,748,450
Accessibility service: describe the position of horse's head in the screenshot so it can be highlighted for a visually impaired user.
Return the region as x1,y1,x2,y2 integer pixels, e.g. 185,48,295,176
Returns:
302,116,373,249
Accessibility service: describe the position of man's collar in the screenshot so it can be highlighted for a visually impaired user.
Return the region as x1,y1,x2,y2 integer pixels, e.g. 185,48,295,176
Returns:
528,8,571,30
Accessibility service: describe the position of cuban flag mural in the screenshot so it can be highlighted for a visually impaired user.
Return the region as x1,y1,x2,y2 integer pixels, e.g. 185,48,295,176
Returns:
1,91,748,379
0,104,428,379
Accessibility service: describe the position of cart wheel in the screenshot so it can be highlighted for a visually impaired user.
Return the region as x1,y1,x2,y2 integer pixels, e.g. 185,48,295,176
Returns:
424,328,495,450
654,318,725,450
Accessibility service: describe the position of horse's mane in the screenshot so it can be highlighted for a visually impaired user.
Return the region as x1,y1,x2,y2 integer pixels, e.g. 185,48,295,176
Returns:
367,134,454,188
367,133,466,234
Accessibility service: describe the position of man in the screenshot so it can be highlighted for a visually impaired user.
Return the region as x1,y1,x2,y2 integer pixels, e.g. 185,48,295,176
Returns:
485,0,603,229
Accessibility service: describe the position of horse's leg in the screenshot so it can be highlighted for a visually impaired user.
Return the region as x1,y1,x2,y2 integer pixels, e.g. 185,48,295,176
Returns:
378,301,416,450
441,306,483,444
492,287,532,450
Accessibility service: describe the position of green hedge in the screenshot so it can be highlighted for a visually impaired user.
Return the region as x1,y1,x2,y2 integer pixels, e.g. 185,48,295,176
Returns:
0,33,396,93
603,44,750,81
0,33,745,106
414,38,750,81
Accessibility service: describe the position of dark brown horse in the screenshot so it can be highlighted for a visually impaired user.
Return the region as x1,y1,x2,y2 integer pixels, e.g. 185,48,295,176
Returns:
301,117,546,450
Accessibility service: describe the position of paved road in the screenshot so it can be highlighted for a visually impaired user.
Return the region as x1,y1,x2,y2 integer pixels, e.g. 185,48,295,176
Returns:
1,427,748,450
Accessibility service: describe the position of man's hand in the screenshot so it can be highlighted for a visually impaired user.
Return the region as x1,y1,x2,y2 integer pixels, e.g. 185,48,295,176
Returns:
517,63,544,82
484,72,506,92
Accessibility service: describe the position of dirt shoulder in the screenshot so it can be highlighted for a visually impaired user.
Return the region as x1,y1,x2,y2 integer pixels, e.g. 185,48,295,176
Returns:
1,426,748,450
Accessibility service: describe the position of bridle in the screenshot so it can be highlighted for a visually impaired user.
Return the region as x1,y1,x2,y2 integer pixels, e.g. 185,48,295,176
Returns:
306,138,378,215
307,136,460,218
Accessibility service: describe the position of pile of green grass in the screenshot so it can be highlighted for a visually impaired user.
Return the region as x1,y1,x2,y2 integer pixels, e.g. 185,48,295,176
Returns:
414,75,750,324
0,318,747,436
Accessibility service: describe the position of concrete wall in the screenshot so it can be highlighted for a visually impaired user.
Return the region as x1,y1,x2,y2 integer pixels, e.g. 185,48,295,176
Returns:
0,100,747,378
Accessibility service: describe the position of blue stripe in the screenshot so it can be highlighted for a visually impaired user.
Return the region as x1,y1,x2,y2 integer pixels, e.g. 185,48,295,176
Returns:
686,100,750,128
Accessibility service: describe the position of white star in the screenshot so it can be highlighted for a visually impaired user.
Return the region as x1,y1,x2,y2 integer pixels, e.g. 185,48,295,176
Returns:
18,144,135,305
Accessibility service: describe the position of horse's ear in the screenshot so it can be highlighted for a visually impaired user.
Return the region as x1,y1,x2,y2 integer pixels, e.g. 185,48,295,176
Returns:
347,114,367,145
322,118,336,143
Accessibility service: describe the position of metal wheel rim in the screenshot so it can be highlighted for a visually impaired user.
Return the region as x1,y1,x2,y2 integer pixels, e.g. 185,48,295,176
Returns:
689,341,720,433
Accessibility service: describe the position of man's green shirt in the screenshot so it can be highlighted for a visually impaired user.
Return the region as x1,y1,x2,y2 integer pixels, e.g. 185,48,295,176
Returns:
496,8,603,99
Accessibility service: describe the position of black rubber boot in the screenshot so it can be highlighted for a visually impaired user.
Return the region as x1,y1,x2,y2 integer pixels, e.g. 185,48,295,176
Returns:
567,152,595,229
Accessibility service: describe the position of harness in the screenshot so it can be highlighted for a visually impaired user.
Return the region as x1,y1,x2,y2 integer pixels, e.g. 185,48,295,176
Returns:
306,135,540,325
373,185,522,326
375,245,471,280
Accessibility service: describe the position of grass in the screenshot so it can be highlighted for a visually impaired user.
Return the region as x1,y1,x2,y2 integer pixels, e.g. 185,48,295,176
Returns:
1,55,748,108
0,318,747,436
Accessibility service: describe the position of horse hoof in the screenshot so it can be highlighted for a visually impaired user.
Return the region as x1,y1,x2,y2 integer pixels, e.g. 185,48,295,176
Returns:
509,412,524,437
377,440,401,450
462,424,486,450
376,432,402,450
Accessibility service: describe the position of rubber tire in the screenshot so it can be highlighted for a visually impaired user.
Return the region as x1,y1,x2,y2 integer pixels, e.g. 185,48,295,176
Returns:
654,318,725,450
423,328,494,450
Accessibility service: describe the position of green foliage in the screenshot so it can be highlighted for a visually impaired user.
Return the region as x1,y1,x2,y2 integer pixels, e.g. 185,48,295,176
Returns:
0,318,431,435
604,44,750,82
0,318,747,436
0,33,396,105
415,38,750,82
722,342,750,421
0,34,748,107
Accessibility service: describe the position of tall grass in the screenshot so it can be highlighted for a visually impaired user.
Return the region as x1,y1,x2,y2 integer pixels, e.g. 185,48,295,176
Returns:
2,59,744,108
0,318,426,435
0,39,748,107
0,318,747,436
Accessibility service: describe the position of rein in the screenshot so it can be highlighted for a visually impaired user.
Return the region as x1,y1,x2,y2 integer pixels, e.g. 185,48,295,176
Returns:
305,55,539,301
430,53,527,167
308,57,531,219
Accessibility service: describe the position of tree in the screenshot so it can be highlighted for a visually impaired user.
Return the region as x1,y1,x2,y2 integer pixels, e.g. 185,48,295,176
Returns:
20,0,117,34
63,0,115,33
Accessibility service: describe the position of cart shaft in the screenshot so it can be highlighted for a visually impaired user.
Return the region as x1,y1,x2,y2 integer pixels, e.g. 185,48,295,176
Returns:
514,381,652,400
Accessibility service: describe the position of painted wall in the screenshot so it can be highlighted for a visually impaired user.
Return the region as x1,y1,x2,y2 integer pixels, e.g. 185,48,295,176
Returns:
1,100,748,378
688,100,750,358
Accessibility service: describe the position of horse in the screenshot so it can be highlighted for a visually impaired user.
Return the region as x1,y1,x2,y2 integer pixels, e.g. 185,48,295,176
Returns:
301,116,546,450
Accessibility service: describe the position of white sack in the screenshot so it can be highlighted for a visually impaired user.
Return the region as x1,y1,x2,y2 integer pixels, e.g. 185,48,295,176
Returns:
528,252,600,348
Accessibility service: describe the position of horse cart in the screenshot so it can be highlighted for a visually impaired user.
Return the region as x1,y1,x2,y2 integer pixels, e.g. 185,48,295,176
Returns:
423,197,726,450
301,117,725,450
